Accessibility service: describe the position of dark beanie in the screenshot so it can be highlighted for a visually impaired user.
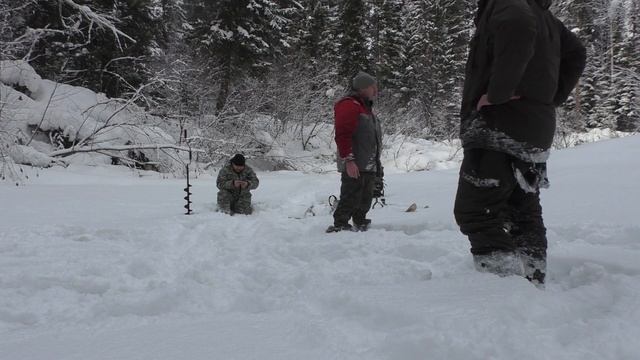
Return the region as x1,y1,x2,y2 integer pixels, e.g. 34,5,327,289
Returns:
352,71,377,90
230,154,246,166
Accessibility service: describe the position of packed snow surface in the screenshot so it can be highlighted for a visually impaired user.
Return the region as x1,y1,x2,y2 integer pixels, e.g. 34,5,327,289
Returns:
1,135,639,360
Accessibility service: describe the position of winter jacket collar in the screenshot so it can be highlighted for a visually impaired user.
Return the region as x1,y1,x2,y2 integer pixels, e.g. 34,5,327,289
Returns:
476,0,552,25
535,0,552,10
345,92,374,111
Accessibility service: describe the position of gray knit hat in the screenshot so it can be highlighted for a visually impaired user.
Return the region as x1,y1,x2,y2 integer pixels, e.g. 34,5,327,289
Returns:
352,71,377,90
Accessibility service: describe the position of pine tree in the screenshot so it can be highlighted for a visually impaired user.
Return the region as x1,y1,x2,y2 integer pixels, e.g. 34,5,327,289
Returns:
295,0,338,65
609,0,640,131
21,0,163,98
187,0,296,112
283,0,338,115
621,0,640,131
96,0,163,97
337,0,370,81
401,0,471,134
555,0,611,129
610,4,628,130
370,0,405,93
149,0,203,122
0,0,28,60
157,0,188,49
401,1,429,102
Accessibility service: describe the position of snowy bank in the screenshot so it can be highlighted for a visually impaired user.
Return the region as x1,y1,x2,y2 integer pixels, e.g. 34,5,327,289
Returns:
0,60,183,172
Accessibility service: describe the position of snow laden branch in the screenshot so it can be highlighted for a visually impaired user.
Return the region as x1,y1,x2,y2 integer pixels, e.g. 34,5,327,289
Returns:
74,81,160,149
49,144,205,158
59,0,135,48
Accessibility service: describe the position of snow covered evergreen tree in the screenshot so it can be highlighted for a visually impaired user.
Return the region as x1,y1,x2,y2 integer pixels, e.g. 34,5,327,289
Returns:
156,0,187,49
148,0,204,126
337,0,370,81
19,0,162,98
401,1,429,102
370,0,405,93
553,0,633,130
0,0,31,60
399,0,471,136
610,0,640,131
186,0,296,112
294,0,338,66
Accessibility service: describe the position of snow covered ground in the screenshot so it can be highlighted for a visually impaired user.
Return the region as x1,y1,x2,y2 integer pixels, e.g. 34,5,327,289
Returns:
1,135,639,360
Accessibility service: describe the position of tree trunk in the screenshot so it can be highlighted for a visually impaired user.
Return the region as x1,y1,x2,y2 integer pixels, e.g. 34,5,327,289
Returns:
574,79,581,113
216,54,232,113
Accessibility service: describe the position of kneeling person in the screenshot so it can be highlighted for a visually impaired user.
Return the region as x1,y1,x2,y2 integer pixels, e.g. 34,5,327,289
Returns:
217,154,259,215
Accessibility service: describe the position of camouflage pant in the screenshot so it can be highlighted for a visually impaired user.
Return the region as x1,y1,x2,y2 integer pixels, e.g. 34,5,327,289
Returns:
217,190,253,215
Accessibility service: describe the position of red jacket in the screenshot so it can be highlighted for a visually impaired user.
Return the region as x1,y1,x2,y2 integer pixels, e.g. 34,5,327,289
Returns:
334,95,382,174
334,96,371,158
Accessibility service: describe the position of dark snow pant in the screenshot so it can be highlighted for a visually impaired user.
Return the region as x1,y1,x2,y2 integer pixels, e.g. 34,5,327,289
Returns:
454,149,547,260
218,190,253,215
333,172,376,227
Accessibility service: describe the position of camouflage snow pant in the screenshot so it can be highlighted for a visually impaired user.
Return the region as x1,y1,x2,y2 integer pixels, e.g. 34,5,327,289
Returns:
217,190,253,215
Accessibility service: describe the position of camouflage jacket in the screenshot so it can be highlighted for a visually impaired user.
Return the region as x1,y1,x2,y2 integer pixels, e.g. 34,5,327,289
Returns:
216,163,259,193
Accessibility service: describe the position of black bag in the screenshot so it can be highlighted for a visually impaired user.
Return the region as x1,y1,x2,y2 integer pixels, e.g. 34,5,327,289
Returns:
371,175,386,209
373,176,385,198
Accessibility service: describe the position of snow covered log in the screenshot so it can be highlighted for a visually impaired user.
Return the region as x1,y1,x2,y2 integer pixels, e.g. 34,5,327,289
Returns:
0,60,186,173
7,145,65,168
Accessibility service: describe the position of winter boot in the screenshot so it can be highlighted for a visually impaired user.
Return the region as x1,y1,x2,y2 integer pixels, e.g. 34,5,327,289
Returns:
217,206,233,215
520,253,546,289
473,252,524,277
326,224,354,233
354,219,372,232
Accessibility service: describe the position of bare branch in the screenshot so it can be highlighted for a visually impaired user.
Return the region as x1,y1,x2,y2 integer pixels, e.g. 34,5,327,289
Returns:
26,81,59,146
73,81,160,148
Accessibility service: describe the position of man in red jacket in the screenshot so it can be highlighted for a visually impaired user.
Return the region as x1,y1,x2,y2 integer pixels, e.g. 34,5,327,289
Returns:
327,72,383,233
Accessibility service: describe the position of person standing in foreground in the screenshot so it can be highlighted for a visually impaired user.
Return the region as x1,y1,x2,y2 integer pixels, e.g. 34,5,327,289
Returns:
454,0,586,285
327,71,383,233
217,154,259,215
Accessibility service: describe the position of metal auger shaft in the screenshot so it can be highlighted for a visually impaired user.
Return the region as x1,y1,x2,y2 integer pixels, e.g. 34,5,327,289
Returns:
183,129,193,215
